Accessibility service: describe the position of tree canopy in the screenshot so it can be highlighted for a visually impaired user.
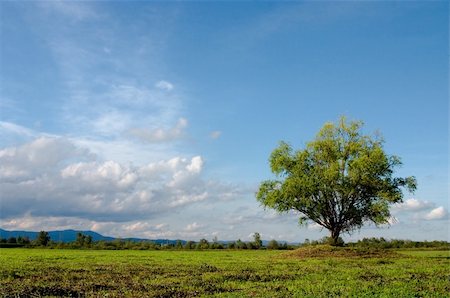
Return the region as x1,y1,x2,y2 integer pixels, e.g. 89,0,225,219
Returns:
256,117,416,245
36,231,50,246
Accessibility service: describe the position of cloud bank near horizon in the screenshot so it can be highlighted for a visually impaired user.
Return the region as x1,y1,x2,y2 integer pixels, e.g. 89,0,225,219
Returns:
0,136,246,222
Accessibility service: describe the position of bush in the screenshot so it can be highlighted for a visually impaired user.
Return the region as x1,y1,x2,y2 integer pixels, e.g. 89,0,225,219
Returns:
267,240,279,250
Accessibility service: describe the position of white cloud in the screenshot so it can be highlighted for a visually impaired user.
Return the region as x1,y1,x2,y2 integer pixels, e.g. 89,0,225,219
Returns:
0,137,91,182
128,118,188,143
186,156,203,174
210,131,222,139
0,121,36,138
122,222,168,234
393,198,449,222
393,198,435,212
424,207,448,220
1,215,93,232
155,80,174,91
61,160,138,190
0,137,242,223
170,192,208,207
185,222,203,232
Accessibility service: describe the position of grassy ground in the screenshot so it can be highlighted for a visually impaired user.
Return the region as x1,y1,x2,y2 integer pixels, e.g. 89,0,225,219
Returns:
1,248,449,297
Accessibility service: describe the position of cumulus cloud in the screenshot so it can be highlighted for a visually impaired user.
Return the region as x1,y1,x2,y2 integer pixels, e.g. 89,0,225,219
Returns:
424,207,448,220
186,156,203,174
0,137,91,182
155,80,174,91
393,198,449,223
0,137,242,223
122,222,169,234
394,198,434,212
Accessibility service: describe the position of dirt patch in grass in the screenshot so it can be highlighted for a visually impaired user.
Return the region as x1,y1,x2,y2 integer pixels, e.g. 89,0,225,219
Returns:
13,285,83,297
282,245,399,259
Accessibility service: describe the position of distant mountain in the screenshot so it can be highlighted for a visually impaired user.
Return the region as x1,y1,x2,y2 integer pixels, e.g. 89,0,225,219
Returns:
0,228,184,245
0,228,114,242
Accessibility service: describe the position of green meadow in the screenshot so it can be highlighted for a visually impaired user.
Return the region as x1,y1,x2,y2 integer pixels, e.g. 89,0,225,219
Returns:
1,248,449,297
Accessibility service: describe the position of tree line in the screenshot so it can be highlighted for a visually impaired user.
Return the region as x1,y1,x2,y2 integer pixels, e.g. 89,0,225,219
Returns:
0,231,291,250
1,231,448,250
346,237,450,250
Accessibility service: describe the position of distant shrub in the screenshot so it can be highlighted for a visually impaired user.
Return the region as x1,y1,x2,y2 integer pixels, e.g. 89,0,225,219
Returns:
267,240,279,250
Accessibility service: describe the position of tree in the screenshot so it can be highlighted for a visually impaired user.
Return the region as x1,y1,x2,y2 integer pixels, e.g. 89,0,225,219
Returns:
320,236,344,246
175,240,183,249
252,232,262,249
36,231,50,246
236,239,246,249
76,232,85,247
86,235,93,246
184,241,195,249
197,239,210,249
267,239,279,250
73,232,92,247
257,117,416,246
211,236,224,249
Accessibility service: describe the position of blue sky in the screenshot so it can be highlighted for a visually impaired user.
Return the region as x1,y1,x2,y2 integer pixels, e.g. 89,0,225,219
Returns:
0,1,448,242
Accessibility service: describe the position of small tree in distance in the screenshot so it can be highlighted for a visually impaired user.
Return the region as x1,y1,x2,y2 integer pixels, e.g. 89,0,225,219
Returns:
267,239,279,250
257,117,416,246
253,232,262,249
76,232,85,247
36,231,50,246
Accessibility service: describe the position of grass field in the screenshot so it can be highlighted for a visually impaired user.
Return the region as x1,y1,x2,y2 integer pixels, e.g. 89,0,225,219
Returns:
1,248,449,297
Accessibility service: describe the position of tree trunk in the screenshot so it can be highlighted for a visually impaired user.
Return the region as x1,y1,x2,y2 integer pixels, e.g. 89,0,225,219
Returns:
330,229,341,246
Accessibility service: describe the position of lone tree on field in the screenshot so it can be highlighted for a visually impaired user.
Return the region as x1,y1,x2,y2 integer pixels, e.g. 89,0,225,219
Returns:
253,232,262,249
36,231,50,246
256,117,416,246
